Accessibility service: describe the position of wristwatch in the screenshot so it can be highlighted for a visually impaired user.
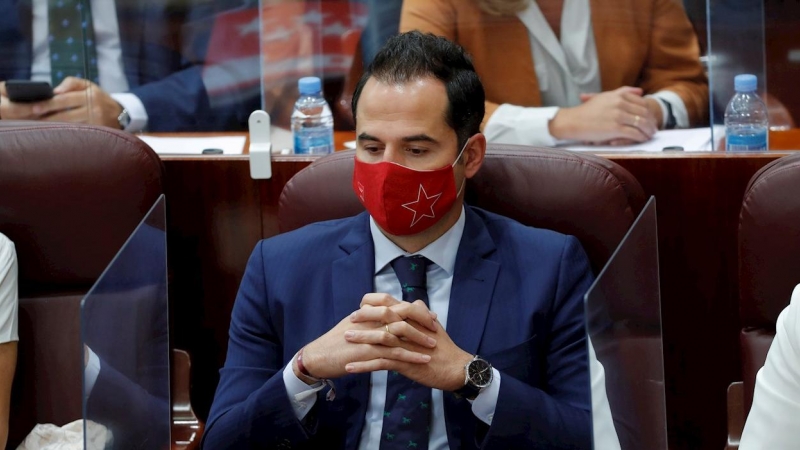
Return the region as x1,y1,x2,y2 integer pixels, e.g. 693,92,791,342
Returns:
117,107,131,131
454,355,493,400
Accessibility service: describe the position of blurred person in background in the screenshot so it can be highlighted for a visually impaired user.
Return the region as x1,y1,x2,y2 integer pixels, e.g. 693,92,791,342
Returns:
0,0,252,131
401,0,708,147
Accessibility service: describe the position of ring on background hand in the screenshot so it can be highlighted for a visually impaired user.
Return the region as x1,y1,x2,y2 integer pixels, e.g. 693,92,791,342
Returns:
384,324,391,334
633,115,641,127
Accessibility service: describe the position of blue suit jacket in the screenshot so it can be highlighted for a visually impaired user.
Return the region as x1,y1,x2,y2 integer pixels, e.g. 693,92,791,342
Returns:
0,0,253,131
203,206,595,449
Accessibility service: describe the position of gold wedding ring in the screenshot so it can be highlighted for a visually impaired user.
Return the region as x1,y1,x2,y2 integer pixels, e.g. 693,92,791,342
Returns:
384,324,391,334
633,115,641,127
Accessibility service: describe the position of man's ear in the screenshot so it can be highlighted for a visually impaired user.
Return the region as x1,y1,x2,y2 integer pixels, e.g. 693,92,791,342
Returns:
464,133,486,179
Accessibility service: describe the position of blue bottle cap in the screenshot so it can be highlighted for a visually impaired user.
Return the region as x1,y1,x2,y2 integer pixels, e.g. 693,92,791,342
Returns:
734,74,757,92
298,77,322,95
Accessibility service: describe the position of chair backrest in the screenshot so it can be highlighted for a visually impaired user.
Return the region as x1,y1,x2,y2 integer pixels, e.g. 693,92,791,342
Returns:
279,145,646,274
0,121,163,447
738,152,800,414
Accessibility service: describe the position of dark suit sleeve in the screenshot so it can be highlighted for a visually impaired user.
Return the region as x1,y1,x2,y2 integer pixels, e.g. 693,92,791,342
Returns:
130,66,221,132
481,236,594,449
201,242,315,449
87,355,170,447
84,276,171,448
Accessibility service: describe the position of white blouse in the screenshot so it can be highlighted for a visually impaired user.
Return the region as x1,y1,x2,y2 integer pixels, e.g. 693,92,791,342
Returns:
740,284,800,449
0,233,18,343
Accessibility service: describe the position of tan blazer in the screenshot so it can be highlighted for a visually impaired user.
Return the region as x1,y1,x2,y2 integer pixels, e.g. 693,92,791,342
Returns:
400,0,709,129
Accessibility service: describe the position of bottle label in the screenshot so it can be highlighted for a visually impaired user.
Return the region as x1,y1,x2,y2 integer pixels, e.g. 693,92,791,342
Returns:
294,127,334,154
726,129,767,152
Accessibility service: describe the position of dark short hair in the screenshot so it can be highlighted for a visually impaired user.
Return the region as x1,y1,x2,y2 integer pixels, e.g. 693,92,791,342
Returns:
351,31,485,150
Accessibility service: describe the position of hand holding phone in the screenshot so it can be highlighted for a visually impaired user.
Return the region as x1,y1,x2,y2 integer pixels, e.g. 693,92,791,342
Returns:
4,80,54,103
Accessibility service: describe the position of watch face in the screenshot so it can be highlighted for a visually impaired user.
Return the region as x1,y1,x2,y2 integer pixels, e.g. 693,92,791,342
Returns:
468,358,493,388
118,109,131,129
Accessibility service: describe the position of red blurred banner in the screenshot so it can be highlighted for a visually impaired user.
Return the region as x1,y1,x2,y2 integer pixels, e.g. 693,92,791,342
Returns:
203,1,366,103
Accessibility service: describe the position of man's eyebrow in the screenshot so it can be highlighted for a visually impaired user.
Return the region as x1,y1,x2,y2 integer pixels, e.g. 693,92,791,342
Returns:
401,134,438,144
357,133,440,145
357,133,380,142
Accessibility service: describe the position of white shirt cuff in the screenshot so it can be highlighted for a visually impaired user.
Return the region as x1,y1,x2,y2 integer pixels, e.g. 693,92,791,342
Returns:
84,346,101,399
469,367,501,425
647,91,689,129
282,360,323,420
110,92,148,133
484,104,560,147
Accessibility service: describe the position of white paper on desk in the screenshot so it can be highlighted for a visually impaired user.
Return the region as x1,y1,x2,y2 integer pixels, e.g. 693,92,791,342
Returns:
558,126,724,152
270,126,294,154
138,135,246,155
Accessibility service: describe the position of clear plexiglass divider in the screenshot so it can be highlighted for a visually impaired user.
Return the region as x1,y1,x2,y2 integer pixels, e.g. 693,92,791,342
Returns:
585,197,667,450
80,195,169,450
706,0,768,147
11,0,769,151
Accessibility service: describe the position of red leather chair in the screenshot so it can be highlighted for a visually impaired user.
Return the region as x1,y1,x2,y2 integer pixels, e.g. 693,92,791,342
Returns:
726,152,800,449
0,121,199,449
279,144,646,283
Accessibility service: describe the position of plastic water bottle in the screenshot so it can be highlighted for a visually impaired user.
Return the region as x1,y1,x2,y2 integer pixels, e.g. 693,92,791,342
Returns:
725,74,768,152
291,77,334,155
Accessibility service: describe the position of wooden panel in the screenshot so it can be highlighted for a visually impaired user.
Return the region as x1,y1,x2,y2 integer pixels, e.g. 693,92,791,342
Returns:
162,156,262,417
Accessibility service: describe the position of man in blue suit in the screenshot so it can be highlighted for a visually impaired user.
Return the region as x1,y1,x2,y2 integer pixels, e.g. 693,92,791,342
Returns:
0,0,251,131
203,31,594,449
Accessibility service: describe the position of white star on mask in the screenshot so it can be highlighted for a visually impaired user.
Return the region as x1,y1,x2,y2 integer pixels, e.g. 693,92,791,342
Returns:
402,184,442,227
357,182,365,201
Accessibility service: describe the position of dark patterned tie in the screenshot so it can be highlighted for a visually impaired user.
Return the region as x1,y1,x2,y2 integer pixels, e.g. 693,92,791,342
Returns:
380,255,432,450
48,0,99,86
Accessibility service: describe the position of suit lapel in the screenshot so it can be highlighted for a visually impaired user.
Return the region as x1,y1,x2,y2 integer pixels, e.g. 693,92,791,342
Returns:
332,212,374,321
515,2,571,81
443,208,500,447
446,208,500,356
330,212,374,449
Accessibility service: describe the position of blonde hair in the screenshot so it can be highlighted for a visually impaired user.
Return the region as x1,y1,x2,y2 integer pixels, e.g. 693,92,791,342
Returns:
475,0,530,16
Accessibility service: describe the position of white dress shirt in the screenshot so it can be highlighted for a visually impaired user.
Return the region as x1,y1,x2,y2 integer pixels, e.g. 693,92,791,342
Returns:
739,284,800,449
29,0,147,132
0,233,18,344
484,0,689,146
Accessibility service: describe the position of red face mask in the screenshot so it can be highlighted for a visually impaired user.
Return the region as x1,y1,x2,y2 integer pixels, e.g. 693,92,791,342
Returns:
352,142,468,236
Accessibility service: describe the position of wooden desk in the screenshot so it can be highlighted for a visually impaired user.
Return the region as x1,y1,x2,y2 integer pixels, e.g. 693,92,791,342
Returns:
152,130,354,155
159,135,795,450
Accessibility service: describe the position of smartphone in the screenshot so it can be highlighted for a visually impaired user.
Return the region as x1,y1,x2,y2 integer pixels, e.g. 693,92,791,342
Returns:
5,80,54,103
